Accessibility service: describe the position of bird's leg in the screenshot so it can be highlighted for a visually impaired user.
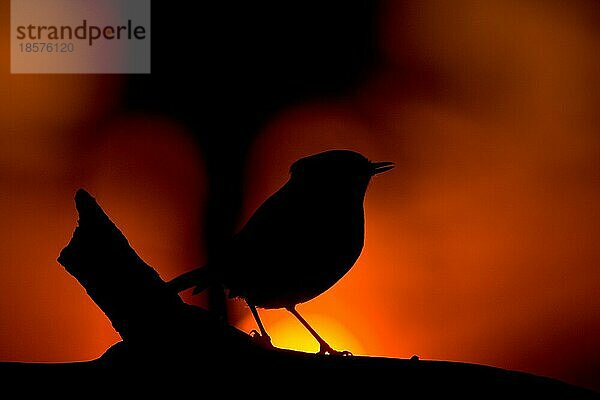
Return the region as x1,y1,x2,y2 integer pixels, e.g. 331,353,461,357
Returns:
286,306,352,356
248,303,274,349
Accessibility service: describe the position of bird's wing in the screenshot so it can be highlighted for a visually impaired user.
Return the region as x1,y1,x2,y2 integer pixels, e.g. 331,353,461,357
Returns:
220,182,363,306
234,184,298,255
223,183,305,282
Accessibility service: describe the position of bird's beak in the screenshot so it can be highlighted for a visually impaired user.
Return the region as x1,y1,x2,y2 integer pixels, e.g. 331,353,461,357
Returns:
370,161,395,175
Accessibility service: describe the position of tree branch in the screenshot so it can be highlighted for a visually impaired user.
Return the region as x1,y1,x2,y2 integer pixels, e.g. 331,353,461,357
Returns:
47,189,594,397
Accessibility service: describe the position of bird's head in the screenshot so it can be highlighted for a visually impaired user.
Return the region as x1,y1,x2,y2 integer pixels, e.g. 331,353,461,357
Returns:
289,150,394,196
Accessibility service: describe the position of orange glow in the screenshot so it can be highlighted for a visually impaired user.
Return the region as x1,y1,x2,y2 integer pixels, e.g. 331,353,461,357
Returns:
237,1,600,390
82,116,207,282
0,102,206,361
1,1,206,361
236,308,365,355
0,22,204,361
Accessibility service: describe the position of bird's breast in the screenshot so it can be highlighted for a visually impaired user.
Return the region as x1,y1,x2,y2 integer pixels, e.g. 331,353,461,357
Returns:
279,204,365,304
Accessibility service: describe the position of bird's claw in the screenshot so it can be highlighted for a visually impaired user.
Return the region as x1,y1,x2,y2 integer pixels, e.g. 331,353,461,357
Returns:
249,330,274,349
318,344,352,356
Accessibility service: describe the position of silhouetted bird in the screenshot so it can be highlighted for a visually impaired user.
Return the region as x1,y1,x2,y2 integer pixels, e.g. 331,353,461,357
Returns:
168,150,394,355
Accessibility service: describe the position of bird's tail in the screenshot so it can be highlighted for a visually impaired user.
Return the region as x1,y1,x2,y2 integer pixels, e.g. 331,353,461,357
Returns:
166,266,212,295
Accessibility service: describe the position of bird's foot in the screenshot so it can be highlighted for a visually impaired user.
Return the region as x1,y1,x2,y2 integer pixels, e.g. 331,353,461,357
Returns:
318,343,352,356
249,330,274,349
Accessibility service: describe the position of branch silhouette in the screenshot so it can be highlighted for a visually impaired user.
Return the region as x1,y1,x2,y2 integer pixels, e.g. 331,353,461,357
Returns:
57,189,254,361
26,189,590,397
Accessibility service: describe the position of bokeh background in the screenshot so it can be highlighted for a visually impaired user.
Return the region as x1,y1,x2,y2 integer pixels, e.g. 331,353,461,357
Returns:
1,0,598,391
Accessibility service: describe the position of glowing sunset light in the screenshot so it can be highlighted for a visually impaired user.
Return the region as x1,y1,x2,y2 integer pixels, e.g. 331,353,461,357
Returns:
236,310,365,355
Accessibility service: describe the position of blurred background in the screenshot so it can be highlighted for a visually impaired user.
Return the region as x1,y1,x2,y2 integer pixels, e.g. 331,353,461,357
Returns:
1,0,599,391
